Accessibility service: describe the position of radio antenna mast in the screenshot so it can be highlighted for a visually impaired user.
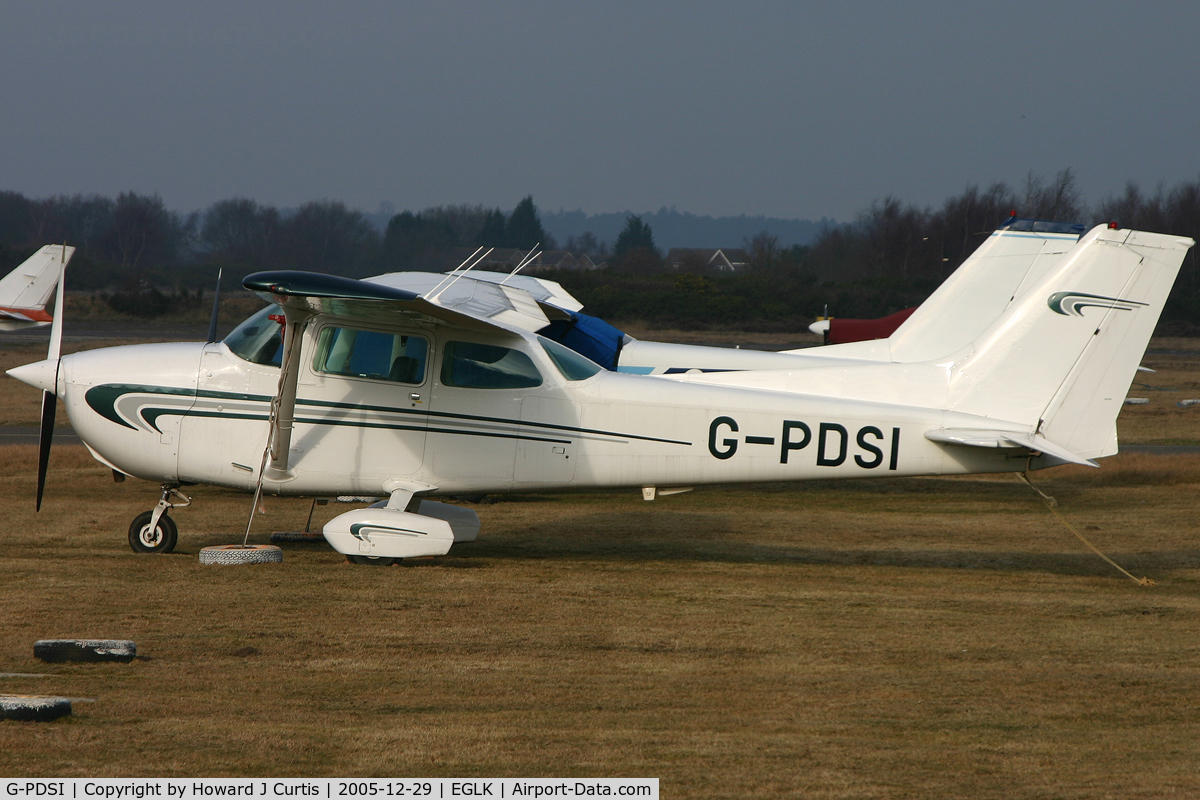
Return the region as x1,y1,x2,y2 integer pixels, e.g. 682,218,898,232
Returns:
500,244,541,285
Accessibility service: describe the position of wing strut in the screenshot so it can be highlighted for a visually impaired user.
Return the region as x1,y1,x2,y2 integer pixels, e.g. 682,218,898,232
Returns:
241,305,312,545
267,305,312,477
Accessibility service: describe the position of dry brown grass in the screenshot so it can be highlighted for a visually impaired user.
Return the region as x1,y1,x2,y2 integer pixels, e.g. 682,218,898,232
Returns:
1113,340,1200,444
1,444,1200,797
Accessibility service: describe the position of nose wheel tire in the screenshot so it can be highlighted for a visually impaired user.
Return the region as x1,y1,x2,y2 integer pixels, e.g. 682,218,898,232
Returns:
128,511,178,554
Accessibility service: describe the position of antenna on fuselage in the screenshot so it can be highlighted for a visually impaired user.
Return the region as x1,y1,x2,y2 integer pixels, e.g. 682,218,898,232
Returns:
427,246,494,303
448,246,485,281
499,244,541,285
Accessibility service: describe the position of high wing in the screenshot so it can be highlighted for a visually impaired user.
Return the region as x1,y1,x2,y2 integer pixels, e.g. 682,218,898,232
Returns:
243,269,550,334
371,269,584,314
251,268,631,370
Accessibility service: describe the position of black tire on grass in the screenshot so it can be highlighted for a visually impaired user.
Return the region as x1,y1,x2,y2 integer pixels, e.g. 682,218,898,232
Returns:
34,639,136,663
0,695,72,722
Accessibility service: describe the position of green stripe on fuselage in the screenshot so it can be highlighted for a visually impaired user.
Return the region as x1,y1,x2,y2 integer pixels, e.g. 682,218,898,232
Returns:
84,383,691,446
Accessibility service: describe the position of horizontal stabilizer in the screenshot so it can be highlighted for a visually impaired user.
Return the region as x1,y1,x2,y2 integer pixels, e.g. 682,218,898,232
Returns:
926,428,1098,467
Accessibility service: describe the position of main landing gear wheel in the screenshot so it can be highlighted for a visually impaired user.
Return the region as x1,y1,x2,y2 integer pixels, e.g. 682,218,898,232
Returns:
347,555,397,566
128,511,178,554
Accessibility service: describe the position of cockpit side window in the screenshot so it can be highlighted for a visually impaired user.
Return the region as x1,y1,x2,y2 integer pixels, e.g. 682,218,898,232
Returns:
313,326,428,384
224,305,284,366
441,341,543,389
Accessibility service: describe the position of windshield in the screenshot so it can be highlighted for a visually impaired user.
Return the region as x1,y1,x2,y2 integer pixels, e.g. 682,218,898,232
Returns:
224,305,283,366
539,336,602,381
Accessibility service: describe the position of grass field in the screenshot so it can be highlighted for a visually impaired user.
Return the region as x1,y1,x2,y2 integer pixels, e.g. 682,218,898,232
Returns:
1,443,1199,797
2,336,1200,796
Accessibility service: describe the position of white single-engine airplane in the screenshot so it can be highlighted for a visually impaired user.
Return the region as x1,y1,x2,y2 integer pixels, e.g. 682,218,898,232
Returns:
7,223,1193,564
0,245,72,331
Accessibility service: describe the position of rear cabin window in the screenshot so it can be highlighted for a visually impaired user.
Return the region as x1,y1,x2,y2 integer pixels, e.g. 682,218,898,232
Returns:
224,305,284,366
314,326,428,384
441,341,542,389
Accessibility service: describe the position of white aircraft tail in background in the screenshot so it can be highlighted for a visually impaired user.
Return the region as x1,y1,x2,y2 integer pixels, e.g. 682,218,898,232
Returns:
0,244,73,331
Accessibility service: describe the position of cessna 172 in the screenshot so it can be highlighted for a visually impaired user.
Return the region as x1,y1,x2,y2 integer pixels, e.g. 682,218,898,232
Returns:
0,244,72,331
7,222,1192,564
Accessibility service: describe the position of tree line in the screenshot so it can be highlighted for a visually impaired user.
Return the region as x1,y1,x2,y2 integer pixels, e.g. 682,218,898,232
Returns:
0,191,560,287
0,191,568,315
1,171,1198,330
555,170,1200,333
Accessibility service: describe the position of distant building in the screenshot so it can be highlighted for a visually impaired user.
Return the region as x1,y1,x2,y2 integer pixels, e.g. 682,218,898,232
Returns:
442,248,605,274
665,248,750,273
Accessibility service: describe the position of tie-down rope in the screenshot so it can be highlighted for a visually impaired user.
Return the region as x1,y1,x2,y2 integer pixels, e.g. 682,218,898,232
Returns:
1016,468,1154,587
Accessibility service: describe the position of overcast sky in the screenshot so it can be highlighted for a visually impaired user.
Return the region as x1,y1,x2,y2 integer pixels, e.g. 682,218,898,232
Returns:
2,1,1198,222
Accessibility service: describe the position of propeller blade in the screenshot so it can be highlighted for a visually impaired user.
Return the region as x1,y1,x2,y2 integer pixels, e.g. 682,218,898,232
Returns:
36,389,56,511
47,248,66,361
207,267,223,343
36,245,68,511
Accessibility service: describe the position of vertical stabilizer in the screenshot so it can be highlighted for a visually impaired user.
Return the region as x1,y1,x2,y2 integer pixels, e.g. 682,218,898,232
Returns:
944,226,1193,458
0,244,73,310
785,222,1082,362
885,226,1081,362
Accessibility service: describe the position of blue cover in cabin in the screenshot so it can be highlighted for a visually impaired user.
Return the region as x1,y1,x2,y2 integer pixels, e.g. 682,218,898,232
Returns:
538,312,625,371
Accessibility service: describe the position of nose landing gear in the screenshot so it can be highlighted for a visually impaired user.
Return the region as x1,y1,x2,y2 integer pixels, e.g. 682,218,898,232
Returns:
128,485,191,554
